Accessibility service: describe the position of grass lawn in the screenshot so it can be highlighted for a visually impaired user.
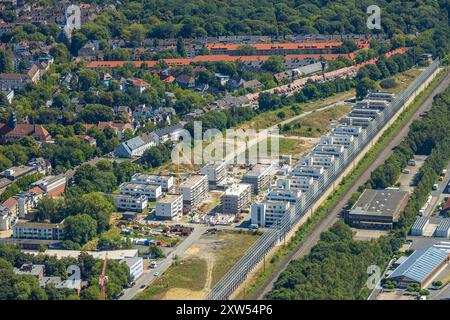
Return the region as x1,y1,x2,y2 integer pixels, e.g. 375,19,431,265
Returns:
282,104,353,138
239,91,354,130
136,257,208,300
380,68,422,94
273,137,311,157
211,232,260,286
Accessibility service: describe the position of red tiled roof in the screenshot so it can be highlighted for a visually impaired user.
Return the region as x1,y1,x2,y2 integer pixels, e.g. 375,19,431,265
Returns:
86,52,355,69
205,40,369,52
0,124,51,141
2,197,17,210
29,186,45,195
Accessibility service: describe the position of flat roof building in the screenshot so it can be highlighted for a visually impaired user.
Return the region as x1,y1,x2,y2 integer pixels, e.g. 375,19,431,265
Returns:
201,161,227,188
290,165,324,180
130,173,174,192
221,184,252,214
13,221,64,240
242,164,273,195
180,175,209,210
113,194,148,212
332,125,362,137
346,189,409,230
320,133,354,147
251,201,295,227
299,155,335,168
155,194,183,220
277,176,314,192
340,116,373,128
119,182,162,201
121,257,143,281
312,144,345,157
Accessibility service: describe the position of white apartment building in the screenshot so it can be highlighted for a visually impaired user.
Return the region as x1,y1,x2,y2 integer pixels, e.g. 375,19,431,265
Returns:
180,175,209,210
119,182,162,201
312,144,345,157
130,173,174,192
290,165,325,179
266,187,302,216
277,176,314,192
201,161,227,187
242,164,273,195
251,201,295,227
340,116,372,128
348,108,380,118
121,257,143,281
320,134,354,147
13,222,64,240
356,99,389,111
300,155,335,168
0,204,17,231
155,194,183,220
221,184,252,214
367,91,395,102
332,125,362,137
113,195,148,212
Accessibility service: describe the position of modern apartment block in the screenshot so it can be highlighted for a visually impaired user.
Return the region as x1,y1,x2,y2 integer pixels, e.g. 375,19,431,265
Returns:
276,176,314,192
290,165,324,180
312,144,345,157
332,125,362,137
155,194,183,220
201,161,227,188
130,173,174,192
300,155,335,168
119,182,162,201
180,175,209,210
266,187,302,216
251,201,295,227
113,194,148,212
320,134,354,147
242,164,273,195
13,221,64,240
221,184,252,214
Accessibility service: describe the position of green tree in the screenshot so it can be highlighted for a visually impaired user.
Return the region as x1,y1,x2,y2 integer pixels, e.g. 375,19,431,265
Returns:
356,78,376,99
64,214,98,245
261,56,284,73
0,49,13,73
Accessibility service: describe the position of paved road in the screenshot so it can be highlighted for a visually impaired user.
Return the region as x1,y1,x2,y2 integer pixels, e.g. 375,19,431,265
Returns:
119,226,206,300
253,69,450,300
424,160,450,217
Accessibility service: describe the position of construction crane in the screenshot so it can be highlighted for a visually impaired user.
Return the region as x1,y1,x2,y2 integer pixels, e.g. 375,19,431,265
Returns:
99,252,108,300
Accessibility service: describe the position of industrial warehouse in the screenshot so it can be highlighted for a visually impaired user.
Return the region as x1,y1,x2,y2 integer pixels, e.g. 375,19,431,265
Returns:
345,189,410,230
387,247,449,288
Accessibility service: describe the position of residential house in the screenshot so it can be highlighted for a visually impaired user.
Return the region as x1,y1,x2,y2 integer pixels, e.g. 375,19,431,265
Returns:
115,133,158,158
149,124,184,144
176,74,195,89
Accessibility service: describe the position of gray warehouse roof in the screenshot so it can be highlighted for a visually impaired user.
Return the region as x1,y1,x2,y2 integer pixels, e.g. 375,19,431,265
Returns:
350,189,409,217
387,247,449,283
